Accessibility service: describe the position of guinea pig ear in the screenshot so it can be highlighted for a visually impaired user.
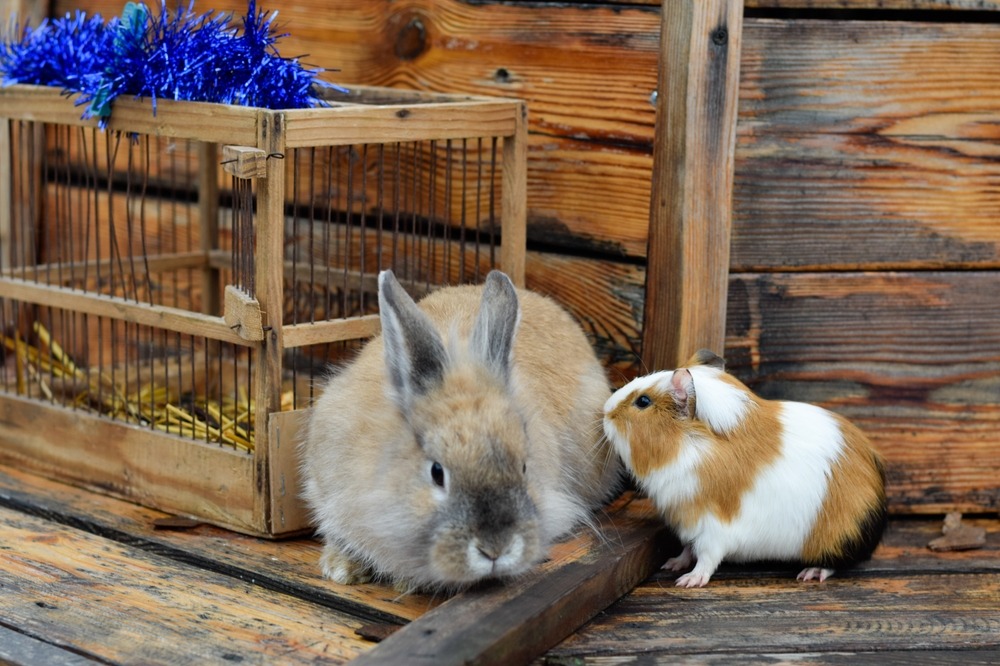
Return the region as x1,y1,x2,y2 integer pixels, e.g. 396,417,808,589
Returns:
378,270,448,409
687,348,725,370
669,368,696,418
470,271,520,384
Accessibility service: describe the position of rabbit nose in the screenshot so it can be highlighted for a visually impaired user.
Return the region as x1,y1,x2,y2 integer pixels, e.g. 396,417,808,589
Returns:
470,534,525,570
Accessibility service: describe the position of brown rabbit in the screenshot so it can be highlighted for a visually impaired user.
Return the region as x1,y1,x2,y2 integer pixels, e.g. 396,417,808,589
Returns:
300,270,622,591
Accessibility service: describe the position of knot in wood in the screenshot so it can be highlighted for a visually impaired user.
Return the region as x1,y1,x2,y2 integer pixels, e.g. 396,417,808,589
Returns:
395,16,427,61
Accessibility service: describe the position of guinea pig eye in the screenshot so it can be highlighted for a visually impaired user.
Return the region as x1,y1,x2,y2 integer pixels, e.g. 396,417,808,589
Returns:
634,394,652,409
430,461,446,487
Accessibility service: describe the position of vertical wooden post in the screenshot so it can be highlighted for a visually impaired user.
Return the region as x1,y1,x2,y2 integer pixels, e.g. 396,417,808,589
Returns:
0,119,10,274
501,102,527,287
641,0,744,371
197,142,220,316
253,110,286,533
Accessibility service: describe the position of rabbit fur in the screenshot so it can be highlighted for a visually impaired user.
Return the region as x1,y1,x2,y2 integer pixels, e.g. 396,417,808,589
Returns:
300,270,622,591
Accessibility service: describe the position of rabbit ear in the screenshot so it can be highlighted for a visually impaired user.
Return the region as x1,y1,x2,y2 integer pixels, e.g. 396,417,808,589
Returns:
470,271,521,383
378,270,447,408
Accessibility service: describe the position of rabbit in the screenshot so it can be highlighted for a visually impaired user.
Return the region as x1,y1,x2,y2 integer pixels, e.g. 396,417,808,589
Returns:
300,269,622,592
603,349,887,588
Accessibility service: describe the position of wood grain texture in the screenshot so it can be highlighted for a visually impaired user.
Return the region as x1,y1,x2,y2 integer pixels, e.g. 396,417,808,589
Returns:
0,464,438,625
548,568,1000,661
734,19,1000,271
0,506,373,664
642,0,744,371
725,271,1000,514
510,1,1000,7
0,394,264,533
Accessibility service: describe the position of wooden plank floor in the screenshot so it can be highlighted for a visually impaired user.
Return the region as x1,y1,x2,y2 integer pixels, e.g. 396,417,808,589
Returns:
0,464,997,665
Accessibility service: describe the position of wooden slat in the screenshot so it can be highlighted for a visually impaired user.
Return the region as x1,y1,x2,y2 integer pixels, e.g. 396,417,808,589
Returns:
546,512,1000,662
545,650,1000,666
16,251,206,284
0,464,438,625
733,19,1000,271
725,271,1000,514
0,277,252,346
283,100,519,148
0,394,264,534
251,109,287,533
265,410,312,534
282,315,381,348
501,101,528,285
0,505,373,664
744,0,1000,8
642,0,744,371
548,572,1000,659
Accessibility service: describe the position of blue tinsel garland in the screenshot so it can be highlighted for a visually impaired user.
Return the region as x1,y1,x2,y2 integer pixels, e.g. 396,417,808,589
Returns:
0,0,341,125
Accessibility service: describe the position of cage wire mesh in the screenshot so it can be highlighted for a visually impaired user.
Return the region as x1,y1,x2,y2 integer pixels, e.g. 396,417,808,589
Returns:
1,119,503,447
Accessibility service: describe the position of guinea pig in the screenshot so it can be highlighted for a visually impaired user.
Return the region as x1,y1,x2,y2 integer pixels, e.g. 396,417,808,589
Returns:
300,270,622,592
603,349,887,588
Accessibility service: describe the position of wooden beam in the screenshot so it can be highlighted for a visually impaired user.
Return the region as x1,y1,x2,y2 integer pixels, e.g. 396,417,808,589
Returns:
642,0,744,370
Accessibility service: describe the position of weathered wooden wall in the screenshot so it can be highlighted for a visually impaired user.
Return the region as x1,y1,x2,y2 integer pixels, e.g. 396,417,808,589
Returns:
18,0,1000,514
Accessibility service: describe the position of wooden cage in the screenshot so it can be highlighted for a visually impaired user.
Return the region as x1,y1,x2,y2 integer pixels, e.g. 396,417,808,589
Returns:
0,83,527,537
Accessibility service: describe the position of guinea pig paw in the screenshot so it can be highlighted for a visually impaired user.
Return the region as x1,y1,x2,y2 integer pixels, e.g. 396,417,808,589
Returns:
674,572,712,588
796,567,834,582
662,545,695,572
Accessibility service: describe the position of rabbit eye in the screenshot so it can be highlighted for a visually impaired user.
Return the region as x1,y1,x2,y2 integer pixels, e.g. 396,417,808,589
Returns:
430,462,446,487
634,394,652,409
522,462,527,475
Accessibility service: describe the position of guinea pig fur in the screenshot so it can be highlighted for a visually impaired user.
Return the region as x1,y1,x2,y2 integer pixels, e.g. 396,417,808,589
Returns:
603,349,887,588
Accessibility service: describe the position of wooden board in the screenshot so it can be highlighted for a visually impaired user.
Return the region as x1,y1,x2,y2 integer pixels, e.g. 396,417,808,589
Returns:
733,18,1000,271
0,464,437,625
545,515,1000,663
0,506,374,664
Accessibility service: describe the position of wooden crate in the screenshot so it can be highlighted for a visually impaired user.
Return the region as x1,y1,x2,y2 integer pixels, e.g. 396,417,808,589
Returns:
0,83,527,537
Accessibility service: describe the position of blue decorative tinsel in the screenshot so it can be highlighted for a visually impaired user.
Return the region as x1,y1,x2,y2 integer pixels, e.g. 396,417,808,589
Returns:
0,1,341,126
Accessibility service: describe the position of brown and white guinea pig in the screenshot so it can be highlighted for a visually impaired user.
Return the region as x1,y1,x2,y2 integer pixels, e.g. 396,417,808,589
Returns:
300,270,622,592
603,349,887,588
